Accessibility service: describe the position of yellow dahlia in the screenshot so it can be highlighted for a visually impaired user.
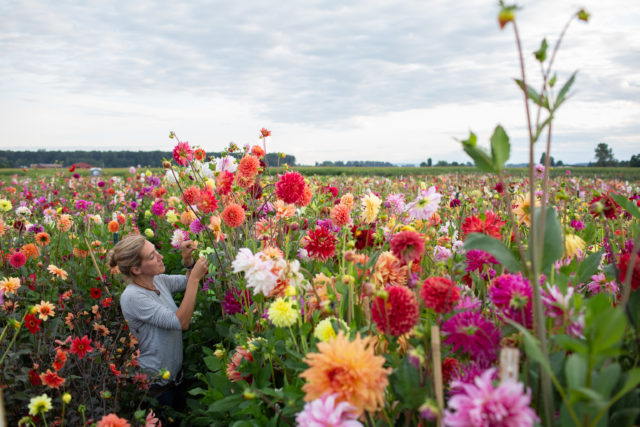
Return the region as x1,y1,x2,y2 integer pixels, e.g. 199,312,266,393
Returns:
28,393,52,416
301,332,390,414
314,317,348,342
565,233,585,259
268,298,299,328
513,194,540,226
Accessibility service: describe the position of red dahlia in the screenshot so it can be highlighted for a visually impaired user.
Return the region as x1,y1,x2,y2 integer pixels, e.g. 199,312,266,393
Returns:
29,368,41,386
442,357,460,384
197,188,218,213
618,252,640,290
216,171,234,196
590,195,620,219
24,313,41,334
275,171,306,204
182,185,201,205
172,141,193,166
90,287,102,299
420,276,461,313
9,251,26,268
461,210,505,239
70,335,94,359
40,369,65,389
371,285,419,336
303,227,337,261
390,230,425,264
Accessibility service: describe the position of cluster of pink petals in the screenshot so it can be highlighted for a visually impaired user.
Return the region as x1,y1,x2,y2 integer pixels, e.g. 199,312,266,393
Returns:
441,310,500,362
444,368,538,427
296,393,363,427
489,273,533,328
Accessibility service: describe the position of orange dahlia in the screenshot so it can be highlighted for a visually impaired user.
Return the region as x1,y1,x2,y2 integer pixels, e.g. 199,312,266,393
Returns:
40,369,65,389
222,203,246,228
371,251,408,287
35,232,51,246
107,220,119,233
301,332,390,414
22,243,40,259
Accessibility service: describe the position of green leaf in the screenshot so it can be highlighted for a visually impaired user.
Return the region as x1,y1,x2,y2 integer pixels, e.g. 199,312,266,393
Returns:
553,334,588,354
460,132,494,173
464,233,523,273
204,355,224,372
534,38,548,62
549,73,557,88
611,194,640,220
490,125,510,172
554,71,577,110
610,408,640,427
208,394,243,413
586,295,626,354
510,321,553,377
574,251,603,286
534,206,564,274
514,79,547,108
565,353,587,391
609,369,640,409
592,362,621,400
389,358,429,409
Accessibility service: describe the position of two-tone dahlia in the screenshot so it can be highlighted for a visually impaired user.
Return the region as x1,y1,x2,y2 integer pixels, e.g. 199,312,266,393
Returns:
303,227,337,261
390,230,425,265
301,332,390,415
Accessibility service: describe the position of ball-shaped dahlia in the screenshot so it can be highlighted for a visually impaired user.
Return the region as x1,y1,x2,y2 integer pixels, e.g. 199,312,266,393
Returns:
371,285,419,336
420,276,461,313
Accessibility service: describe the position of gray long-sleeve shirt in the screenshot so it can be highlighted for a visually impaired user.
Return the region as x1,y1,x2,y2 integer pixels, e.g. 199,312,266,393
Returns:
120,274,187,384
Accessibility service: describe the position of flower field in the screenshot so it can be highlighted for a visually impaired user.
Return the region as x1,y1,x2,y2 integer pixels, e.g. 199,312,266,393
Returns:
3,6,640,427
1,132,640,426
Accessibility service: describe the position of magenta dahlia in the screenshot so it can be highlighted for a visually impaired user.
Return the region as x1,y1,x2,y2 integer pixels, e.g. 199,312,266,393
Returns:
441,310,500,362
489,273,533,328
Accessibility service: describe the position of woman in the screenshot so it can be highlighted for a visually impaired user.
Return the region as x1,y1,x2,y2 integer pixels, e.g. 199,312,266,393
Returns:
107,234,208,415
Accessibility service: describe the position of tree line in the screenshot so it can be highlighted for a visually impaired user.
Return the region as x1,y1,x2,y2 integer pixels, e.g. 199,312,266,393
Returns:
0,150,296,169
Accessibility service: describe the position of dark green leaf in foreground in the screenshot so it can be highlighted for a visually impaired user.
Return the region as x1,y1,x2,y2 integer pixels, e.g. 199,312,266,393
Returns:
464,233,523,273
490,125,510,172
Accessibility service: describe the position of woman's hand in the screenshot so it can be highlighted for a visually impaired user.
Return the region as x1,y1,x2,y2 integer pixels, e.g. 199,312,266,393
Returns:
180,240,196,267
190,257,209,282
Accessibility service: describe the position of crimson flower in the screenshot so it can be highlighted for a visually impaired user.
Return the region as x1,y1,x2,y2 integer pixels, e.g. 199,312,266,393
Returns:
68,164,76,172
618,252,640,290
90,287,102,299
70,335,94,359
9,251,26,268
371,285,419,336
29,368,41,386
303,227,337,261
275,171,306,204
24,314,41,334
420,277,461,313
260,128,271,137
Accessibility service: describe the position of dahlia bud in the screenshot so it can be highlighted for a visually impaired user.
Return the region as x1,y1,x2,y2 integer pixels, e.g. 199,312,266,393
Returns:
169,131,175,139
213,349,225,359
498,6,516,29
161,369,171,380
362,281,375,297
162,160,172,169
577,9,590,22
419,399,440,421
376,290,389,300
101,390,112,399
243,389,256,400
62,393,72,404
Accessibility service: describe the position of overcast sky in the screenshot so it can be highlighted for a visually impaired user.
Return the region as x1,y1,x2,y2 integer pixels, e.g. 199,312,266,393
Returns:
1,0,638,165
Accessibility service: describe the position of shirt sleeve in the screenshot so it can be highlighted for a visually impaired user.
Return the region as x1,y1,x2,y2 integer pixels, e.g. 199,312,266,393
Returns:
161,274,188,293
122,289,182,331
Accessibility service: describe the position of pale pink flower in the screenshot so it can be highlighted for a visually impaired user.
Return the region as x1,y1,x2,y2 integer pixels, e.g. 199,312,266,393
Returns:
296,393,363,427
444,368,538,427
406,186,442,220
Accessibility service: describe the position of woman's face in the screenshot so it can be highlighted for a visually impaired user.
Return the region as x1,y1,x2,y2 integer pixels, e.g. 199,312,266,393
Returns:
135,240,165,277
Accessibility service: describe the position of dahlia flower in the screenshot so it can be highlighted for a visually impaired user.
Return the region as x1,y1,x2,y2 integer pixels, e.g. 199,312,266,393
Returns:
618,252,640,290
420,277,460,313
172,141,193,166
303,227,337,261
385,193,406,215
28,393,52,416
360,192,382,224
296,393,363,427
444,368,538,427
390,230,425,265
371,285,419,336
268,297,300,328
222,203,246,228
442,310,500,362
489,273,533,328
461,210,505,240
276,171,306,204
301,332,390,414
214,155,237,173
406,186,441,220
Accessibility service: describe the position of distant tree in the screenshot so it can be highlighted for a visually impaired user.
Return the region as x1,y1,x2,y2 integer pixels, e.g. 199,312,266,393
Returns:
427,158,432,167
630,154,640,167
419,161,427,167
556,160,564,166
594,143,617,166
540,152,556,166
436,160,448,166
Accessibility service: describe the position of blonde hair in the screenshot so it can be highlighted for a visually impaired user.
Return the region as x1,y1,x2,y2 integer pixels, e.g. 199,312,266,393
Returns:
106,234,146,280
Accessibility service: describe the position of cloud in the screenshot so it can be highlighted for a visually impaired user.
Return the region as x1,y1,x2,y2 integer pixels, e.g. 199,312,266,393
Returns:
1,0,639,165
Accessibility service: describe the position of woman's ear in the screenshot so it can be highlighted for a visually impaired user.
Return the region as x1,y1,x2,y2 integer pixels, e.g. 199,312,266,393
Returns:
130,266,140,276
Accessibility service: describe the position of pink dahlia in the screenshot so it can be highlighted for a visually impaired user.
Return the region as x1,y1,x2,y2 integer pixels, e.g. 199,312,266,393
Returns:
172,141,193,166
420,277,461,313
489,273,533,328
276,171,306,204
444,368,538,427
441,310,500,362
390,230,425,265
9,251,27,268
296,393,363,427
465,250,498,272
371,285,420,336
303,227,337,261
